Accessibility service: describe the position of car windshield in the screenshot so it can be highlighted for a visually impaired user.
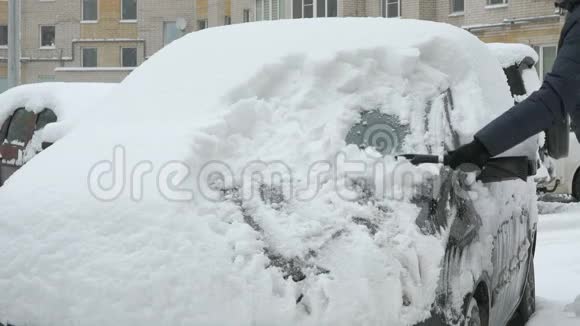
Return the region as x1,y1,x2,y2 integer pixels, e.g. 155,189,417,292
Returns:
345,110,410,156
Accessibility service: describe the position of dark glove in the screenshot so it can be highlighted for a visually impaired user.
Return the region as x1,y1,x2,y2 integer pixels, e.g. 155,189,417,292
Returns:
446,139,491,170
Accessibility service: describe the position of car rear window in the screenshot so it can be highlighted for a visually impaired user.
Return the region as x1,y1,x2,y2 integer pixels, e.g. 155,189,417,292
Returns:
35,108,57,130
6,108,35,144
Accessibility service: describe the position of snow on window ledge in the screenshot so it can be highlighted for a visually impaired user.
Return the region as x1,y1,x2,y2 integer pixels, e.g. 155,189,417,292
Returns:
449,11,465,17
485,4,508,10
81,20,99,24
120,20,138,24
39,46,56,50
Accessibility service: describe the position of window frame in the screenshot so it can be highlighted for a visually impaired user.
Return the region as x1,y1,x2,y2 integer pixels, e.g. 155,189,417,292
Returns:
291,0,338,19
224,15,232,25
81,0,99,22
121,47,138,67
380,0,401,18
534,44,558,80
39,25,56,49
121,0,137,22
82,47,98,68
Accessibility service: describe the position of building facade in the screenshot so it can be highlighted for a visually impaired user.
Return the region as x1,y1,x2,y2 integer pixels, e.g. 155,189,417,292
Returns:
0,0,563,93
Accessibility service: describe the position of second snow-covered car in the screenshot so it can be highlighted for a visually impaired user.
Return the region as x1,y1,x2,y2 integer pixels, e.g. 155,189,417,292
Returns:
0,82,116,185
0,19,560,326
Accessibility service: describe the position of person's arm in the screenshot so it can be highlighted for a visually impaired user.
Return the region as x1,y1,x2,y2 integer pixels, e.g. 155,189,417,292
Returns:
476,22,580,156
447,17,580,169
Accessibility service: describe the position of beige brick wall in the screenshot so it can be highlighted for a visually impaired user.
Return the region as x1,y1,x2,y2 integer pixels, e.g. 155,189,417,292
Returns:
80,0,138,39
0,1,7,23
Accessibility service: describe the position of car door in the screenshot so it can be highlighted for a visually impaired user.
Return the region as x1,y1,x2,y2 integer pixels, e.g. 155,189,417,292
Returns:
0,108,37,185
486,58,538,326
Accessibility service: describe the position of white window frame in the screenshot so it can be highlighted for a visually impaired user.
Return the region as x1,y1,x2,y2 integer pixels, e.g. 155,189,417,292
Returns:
120,0,137,22
380,0,401,18
121,47,137,67
39,25,56,49
81,0,99,22
535,44,558,80
450,0,464,14
291,0,338,18
82,47,98,67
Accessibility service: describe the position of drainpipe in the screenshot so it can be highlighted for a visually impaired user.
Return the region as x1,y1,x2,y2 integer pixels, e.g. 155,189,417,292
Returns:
7,0,21,88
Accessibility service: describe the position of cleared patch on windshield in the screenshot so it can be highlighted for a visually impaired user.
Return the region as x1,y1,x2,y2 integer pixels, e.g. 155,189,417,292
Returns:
345,110,409,156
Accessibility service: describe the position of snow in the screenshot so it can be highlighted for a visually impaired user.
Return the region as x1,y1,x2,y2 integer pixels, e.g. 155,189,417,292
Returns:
0,19,533,326
0,82,117,143
487,43,539,68
528,200,580,325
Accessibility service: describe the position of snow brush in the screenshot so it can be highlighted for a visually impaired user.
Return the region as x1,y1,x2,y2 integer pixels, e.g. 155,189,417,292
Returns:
396,154,537,182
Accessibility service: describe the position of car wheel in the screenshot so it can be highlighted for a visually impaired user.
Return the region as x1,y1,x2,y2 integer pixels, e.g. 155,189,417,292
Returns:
464,297,482,326
509,256,536,326
572,169,580,201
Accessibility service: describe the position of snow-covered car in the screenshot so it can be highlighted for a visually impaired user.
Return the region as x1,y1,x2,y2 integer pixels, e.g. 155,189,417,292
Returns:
0,19,545,326
539,133,580,199
0,82,116,185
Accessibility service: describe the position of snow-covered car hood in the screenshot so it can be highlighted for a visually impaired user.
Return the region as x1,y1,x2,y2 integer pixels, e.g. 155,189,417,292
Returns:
0,19,516,326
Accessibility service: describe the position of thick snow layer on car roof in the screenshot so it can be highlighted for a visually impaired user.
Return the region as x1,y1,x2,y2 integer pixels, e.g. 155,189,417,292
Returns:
0,19,519,326
487,42,539,68
0,82,116,142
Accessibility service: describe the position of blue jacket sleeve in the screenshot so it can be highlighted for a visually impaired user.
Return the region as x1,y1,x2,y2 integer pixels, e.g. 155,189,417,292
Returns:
475,14,580,157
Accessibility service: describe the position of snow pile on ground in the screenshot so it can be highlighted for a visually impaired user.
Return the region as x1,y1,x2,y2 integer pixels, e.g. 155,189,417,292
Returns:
0,19,516,326
529,200,580,326
0,82,116,143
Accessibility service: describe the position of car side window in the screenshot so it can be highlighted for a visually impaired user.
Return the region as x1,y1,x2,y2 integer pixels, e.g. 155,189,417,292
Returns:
6,108,36,144
0,116,10,144
35,108,57,131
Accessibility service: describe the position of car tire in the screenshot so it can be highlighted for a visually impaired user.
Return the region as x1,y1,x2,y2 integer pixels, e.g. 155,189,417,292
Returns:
572,168,580,201
464,297,482,326
513,256,536,325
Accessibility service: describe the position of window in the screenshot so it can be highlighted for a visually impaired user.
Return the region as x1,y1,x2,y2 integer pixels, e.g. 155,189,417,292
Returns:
40,25,55,48
224,16,231,25
82,0,98,21
534,45,557,80
163,22,184,46
487,0,508,5
292,0,337,18
256,0,287,21
122,47,137,67
82,48,97,67
197,19,208,30
35,109,57,131
381,0,400,18
6,109,36,144
243,9,251,22
0,25,7,47
450,0,464,13
122,0,137,20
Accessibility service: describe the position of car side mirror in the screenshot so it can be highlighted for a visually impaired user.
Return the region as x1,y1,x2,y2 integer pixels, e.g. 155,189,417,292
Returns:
545,115,570,159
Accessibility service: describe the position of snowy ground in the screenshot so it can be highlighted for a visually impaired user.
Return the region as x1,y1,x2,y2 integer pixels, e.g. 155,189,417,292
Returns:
527,196,580,325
